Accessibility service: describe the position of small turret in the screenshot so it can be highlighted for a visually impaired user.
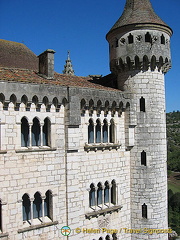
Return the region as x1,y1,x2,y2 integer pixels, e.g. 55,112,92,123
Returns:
106,0,172,90
63,51,75,76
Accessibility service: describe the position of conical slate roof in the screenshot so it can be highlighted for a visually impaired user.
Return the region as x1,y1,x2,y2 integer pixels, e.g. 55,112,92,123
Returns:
107,0,172,35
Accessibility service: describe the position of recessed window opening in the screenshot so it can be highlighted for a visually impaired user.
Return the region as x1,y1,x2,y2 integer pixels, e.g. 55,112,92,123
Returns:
97,183,103,206
88,119,94,144
145,32,151,43
33,192,42,220
89,184,96,207
96,119,101,143
106,235,111,240
44,190,53,220
161,34,165,44
128,33,134,44
21,117,29,147
32,118,40,146
115,39,118,48
141,151,147,166
104,181,110,204
103,119,108,143
111,180,116,205
43,118,51,146
142,203,147,219
140,97,145,112
22,194,31,223
110,119,115,143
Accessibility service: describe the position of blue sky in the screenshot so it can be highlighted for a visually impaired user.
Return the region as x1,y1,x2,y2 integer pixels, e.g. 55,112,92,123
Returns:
0,0,179,112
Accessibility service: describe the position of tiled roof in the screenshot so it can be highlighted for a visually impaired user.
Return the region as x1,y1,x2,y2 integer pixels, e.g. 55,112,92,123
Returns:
0,67,119,92
108,0,172,34
0,39,38,71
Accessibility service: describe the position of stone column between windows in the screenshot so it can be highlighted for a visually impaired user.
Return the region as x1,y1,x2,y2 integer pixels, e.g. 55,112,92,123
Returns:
109,184,112,207
30,198,34,225
101,123,103,143
29,124,32,148
93,123,97,144
40,124,43,147
102,186,104,209
42,196,45,222
108,123,110,143
95,187,98,211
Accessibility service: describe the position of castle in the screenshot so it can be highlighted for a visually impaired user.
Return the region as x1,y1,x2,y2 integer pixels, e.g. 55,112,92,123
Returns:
0,0,172,239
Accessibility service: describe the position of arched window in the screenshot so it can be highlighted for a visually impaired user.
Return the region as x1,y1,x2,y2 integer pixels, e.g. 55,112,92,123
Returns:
32,95,38,106
104,181,109,204
97,183,103,206
135,56,140,70
44,190,53,220
99,238,103,240
128,33,133,44
88,119,94,144
89,184,96,207
112,233,118,240
96,119,101,143
103,119,108,143
22,194,31,222
141,151,147,166
145,32,151,42
33,192,42,220
140,97,145,112
161,34,165,44
21,117,29,147
111,180,116,205
32,118,40,146
110,119,115,143
10,94,17,105
43,118,51,146
21,95,28,106
142,203,147,219
0,93,5,105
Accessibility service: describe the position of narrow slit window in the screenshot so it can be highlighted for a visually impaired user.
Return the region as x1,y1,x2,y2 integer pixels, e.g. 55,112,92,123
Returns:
32,118,40,146
111,180,116,205
128,33,134,44
103,119,108,143
110,119,115,143
145,32,151,43
43,118,51,146
161,34,165,44
96,119,101,143
142,203,147,219
141,151,147,166
140,97,145,112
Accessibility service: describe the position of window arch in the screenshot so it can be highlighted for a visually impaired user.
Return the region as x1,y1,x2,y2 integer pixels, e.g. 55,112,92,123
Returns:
103,119,108,143
97,182,103,206
32,95,38,106
112,233,118,240
89,184,96,207
43,118,51,146
141,151,147,166
88,119,94,144
52,97,59,108
96,119,101,143
33,192,42,220
42,96,49,107
0,93,5,105
111,180,116,205
21,117,29,147
110,119,115,143
140,97,145,112
142,203,147,218
22,194,31,222
104,181,110,204
32,117,40,146
44,190,53,220
21,95,28,106
106,235,111,240
10,94,17,105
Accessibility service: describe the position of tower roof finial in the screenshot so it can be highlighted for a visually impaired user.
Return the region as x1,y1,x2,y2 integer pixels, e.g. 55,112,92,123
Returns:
63,51,75,76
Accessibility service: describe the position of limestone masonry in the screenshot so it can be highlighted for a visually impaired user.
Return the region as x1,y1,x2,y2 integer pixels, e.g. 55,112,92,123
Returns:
0,0,172,239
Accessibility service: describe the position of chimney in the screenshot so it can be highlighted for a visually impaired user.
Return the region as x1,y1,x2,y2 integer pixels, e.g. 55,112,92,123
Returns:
38,49,55,79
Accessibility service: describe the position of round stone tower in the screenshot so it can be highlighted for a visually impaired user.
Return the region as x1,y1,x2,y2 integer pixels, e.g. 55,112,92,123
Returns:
106,0,172,239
